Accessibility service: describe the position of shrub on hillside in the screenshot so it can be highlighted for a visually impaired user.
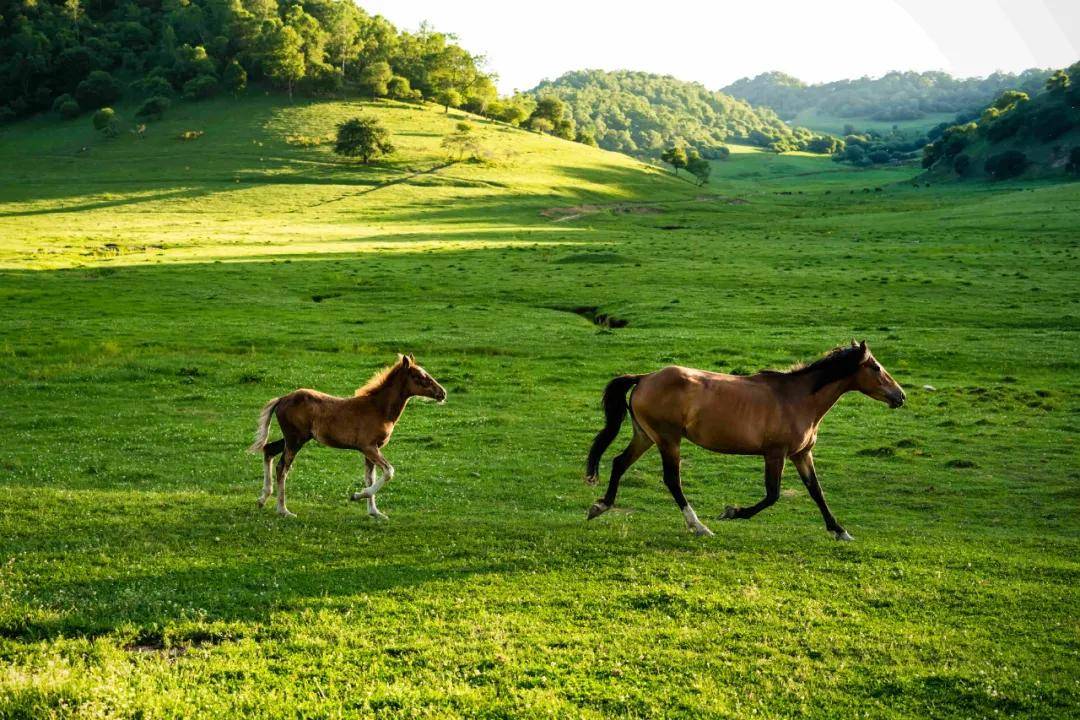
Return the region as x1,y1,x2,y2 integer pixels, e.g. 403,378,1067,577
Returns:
75,70,123,110
57,99,81,119
0,106,15,124
985,150,1028,180
334,116,394,164
1030,105,1075,142
93,107,121,137
953,153,971,175
136,75,174,98
182,74,219,101
135,95,170,121
387,76,412,101
223,60,247,96
52,93,77,115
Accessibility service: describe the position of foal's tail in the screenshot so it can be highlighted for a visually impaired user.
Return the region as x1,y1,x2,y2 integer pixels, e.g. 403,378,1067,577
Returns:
247,397,281,454
584,374,644,483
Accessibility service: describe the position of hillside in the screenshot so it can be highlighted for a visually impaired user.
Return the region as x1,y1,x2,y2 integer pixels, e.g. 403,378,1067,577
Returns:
527,70,834,158
724,69,1051,133
921,64,1080,181
0,95,690,268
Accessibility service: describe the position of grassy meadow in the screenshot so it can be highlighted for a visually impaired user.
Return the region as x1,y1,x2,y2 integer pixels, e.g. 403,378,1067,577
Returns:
1,96,1078,718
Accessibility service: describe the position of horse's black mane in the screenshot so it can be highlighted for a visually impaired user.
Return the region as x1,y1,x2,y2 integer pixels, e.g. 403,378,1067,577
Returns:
758,346,864,392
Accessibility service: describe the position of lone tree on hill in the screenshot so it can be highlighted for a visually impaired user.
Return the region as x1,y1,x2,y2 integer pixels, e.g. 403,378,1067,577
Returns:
685,149,711,186
334,116,394,164
661,146,688,175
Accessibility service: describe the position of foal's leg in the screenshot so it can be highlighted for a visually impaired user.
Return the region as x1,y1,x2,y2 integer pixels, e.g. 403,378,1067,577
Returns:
275,444,301,518
792,451,852,541
350,457,388,519
258,439,285,508
588,428,653,519
659,441,713,537
722,454,784,520
356,446,394,499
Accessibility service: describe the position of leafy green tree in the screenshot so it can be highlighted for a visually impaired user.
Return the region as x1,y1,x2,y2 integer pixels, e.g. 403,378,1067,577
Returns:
436,88,462,112
661,146,688,175
992,90,1029,110
953,153,971,175
75,71,122,110
686,150,711,186
1045,70,1070,93
135,95,170,121
529,117,553,134
92,107,120,137
183,75,218,100
361,61,393,99
334,116,394,163
263,24,305,99
575,129,598,146
223,60,247,97
387,76,412,100
441,122,483,161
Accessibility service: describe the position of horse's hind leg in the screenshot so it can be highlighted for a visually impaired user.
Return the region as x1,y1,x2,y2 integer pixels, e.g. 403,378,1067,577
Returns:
588,426,653,519
275,442,303,518
258,439,285,508
722,454,783,521
659,441,713,537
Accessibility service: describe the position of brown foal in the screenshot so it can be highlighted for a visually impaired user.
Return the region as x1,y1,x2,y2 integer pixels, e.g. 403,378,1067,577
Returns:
584,341,905,539
248,354,446,518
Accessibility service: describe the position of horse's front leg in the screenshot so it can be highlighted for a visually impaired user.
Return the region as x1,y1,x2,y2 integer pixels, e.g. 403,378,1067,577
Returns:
722,454,783,521
356,446,394,499
351,456,388,519
792,451,852,541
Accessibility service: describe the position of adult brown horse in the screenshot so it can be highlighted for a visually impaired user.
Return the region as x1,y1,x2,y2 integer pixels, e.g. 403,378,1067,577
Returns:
584,341,905,539
248,354,446,519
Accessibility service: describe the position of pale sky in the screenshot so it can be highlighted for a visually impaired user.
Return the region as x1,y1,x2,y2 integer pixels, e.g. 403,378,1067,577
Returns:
359,0,1079,94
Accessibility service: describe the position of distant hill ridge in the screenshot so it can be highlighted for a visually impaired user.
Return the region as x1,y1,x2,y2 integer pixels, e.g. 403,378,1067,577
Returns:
527,69,837,158
723,69,1052,125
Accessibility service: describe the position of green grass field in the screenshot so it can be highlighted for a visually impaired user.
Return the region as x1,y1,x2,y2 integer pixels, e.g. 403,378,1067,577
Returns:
1,96,1078,718
789,108,959,136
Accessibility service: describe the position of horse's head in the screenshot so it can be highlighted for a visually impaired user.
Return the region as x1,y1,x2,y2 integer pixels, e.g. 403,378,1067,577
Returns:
399,354,447,403
850,340,905,408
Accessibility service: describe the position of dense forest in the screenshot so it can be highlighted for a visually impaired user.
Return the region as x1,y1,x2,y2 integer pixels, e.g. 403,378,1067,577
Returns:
0,0,542,125
723,69,1051,123
527,70,838,158
920,63,1080,180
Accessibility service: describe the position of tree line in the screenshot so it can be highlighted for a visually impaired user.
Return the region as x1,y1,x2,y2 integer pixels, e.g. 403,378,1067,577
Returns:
0,0,520,124
723,69,1052,124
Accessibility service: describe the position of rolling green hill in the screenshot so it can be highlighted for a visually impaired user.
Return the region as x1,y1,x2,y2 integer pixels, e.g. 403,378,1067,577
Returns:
1,95,1079,718
921,65,1080,181
527,70,832,157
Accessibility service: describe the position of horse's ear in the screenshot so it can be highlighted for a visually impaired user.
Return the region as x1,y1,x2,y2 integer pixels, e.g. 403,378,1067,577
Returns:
407,353,416,363
400,354,411,368
850,338,858,348
858,340,869,360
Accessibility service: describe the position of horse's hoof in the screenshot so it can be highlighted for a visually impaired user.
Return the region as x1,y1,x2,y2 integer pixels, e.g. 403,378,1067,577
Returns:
587,502,609,520
256,497,267,509
692,524,715,537
369,511,388,520
583,474,598,486
720,505,738,520
834,529,854,541
277,509,297,518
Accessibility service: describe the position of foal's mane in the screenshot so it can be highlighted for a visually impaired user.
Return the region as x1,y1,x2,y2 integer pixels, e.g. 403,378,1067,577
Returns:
758,345,863,391
354,357,405,397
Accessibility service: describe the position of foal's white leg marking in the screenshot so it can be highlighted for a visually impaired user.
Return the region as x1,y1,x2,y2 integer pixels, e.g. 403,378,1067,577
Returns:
360,464,394,498
257,456,274,508
362,461,387,519
683,505,714,537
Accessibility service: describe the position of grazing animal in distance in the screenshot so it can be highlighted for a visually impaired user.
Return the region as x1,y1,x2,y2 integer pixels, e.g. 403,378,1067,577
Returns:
584,341,905,539
248,354,447,519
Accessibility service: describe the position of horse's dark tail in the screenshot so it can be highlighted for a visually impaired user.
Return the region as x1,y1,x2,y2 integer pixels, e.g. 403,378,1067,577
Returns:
584,374,644,484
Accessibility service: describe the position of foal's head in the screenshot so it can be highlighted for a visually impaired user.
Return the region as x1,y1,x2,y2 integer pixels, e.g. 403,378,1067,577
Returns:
398,354,447,403
849,340,906,408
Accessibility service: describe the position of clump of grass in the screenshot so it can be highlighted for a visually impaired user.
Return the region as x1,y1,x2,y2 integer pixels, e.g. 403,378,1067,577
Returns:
944,459,978,469
178,130,204,141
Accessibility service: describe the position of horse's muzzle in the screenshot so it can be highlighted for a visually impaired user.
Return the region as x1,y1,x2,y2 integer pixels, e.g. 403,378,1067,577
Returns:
888,391,906,409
